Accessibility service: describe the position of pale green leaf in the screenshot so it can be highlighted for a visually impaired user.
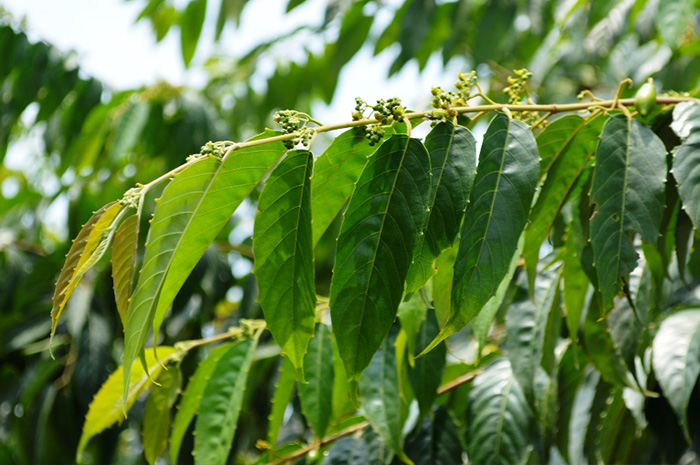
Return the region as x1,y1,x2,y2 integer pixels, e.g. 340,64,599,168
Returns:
266,356,296,446
179,0,207,66
254,149,315,377
143,366,181,465
671,102,700,231
398,291,428,364
656,0,694,47
112,213,139,328
77,346,175,462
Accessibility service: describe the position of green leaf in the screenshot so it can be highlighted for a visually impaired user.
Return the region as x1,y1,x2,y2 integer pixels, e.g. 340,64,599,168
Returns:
652,308,700,442
254,149,315,377
431,114,539,350
77,346,175,462
298,323,334,438
567,367,599,464
671,102,700,231
524,115,603,290
431,246,456,327
405,122,477,294
359,332,413,465
506,267,561,414
109,100,149,159
169,343,232,463
398,291,428,364
310,127,379,246
179,0,207,67
467,358,533,465
112,213,139,328
330,135,430,394
143,365,181,465
656,0,694,48
266,356,296,446
193,337,259,465
52,201,124,352
407,310,446,419
403,406,463,465
563,218,589,343
590,115,666,310
124,134,285,404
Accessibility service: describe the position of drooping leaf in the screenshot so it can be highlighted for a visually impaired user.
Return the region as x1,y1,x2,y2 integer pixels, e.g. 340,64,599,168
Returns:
109,100,149,159
331,333,353,419
298,323,334,438
76,346,175,462
524,115,603,290
142,365,181,465
112,213,139,328
671,102,700,231
567,367,600,465
398,291,428,364
124,134,285,404
430,113,539,351
467,358,533,465
563,218,589,343
652,308,700,442
310,128,382,246
403,406,463,465
51,201,124,351
193,337,259,465
266,356,296,446
179,0,207,67
330,135,430,394
407,310,445,419
254,149,315,378
656,0,694,48
169,343,232,463
359,331,413,465
405,122,477,294
590,115,666,310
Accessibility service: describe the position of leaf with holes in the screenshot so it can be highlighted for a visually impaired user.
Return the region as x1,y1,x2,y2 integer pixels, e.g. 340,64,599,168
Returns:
254,149,315,378
329,135,429,396
590,115,666,310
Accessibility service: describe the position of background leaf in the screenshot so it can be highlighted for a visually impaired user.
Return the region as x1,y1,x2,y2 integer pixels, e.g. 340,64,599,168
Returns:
590,115,666,310
405,122,477,294
656,0,694,48
254,149,315,377
142,365,181,465
298,323,334,438
671,102,700,231
407,310,446,419
193,337,259,465
179,0,207,67
652,308,700,442
330,135,430,392
266,356,296,446
403,406,463,465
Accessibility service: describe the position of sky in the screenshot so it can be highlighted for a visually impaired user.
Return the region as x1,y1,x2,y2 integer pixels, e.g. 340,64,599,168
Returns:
2,0,463,125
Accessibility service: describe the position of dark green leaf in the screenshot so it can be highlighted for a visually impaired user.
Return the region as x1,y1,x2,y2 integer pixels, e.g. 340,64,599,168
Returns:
310,128,380,246
330,135,430,394
567,367,599,464
359,332,412,465
403,406,463,465
407,310,445,419
563,218,589,342
266,356,296,446
179,0,207,67
405,122,477,294
590,115,666,310
254,150,315,377
298,324,334,438
524,115,603,290
671,102,700,231
467,358,533,465
652,308,700,442
431,114,539,350
193,337,259,465
170,343,232,463
143,366,181,465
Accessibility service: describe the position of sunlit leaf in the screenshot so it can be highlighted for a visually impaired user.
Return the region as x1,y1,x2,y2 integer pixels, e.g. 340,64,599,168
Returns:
656,0,694,48
671,102,700,231
590,115,666,310
405,122,476,294
652,308,700,442
298,323,334,438
112,213,139,328
330,135,430,395
254,149,315,377
143,365,181,465
169,343,232,463
77,346,175,462
266,356,296,446
179,0,207,66
193,337,259,464
51,201,123,352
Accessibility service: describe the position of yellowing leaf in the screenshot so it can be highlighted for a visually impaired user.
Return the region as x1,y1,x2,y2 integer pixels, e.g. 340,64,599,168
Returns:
112,213,139,328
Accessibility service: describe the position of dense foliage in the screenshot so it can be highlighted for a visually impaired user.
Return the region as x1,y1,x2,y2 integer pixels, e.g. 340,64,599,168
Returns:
3,1,700,464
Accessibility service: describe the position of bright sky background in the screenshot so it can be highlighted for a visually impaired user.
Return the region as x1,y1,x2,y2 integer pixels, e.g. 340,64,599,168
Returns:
2,0,464,125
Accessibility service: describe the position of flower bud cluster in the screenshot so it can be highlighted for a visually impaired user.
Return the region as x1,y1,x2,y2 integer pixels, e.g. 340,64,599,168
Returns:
273,110,315,149
428,71,478,126
352,96,406,146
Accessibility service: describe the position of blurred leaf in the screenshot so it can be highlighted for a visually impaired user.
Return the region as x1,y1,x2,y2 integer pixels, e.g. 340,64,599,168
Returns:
193,337,259,465
180,0,207,67
143,365,181,465
330,135,429,396
110,100,149,159
671,102,700,231
590,115,666,310
403,406,463,465
77,346,175,462
656,0,694,48
169,343,232,462
254,150,315,378
652,308,700,442
567,367,599,464
398,291,428,364
298,323,334,438
407,310,445,419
